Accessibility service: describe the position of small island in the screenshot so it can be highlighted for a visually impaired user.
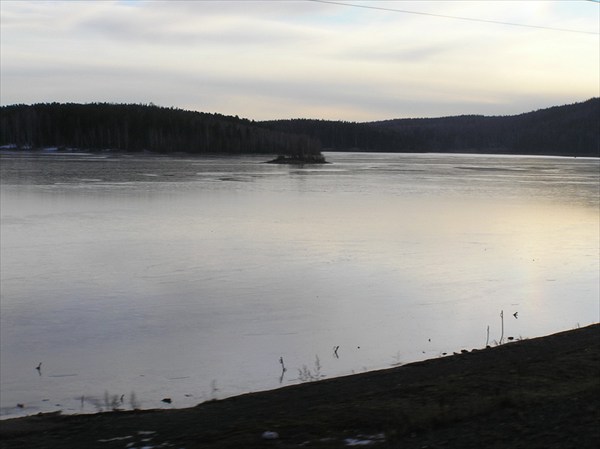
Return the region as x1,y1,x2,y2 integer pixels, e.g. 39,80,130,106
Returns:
266,153,328,164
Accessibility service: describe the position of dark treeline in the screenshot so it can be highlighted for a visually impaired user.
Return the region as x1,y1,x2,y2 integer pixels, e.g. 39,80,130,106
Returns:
0,103,322,157
261,98,599,157
2,100,597,157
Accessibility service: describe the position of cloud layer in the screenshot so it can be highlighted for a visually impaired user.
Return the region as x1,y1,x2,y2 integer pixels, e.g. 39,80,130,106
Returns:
1,0,598,120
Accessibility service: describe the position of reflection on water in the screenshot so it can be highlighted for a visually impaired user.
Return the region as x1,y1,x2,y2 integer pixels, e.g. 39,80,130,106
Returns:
1,151,598,417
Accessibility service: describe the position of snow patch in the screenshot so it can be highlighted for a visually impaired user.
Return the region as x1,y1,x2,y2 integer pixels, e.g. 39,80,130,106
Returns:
344,433,385,446
97,435,133,442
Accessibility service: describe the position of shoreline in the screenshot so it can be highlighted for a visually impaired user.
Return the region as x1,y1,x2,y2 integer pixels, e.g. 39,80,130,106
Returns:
1,323,598,448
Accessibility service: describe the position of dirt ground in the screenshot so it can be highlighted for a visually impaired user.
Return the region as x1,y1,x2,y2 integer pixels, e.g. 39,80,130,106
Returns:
1,324,598,449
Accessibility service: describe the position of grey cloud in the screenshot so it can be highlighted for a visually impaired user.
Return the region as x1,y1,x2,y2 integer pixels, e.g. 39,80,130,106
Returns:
75,4,320,48
330,43,454,64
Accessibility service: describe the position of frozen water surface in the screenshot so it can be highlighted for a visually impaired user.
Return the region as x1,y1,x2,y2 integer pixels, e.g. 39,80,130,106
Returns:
1,151,598,417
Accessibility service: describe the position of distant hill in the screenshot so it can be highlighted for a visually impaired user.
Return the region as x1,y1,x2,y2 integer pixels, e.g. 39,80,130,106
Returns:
2,100,597,158
0,103,322,159
260,98,599,157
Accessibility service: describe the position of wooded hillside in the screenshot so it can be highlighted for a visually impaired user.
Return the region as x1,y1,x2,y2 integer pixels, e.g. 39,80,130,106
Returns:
261,98,599,157
0,103,322,157
2,100,597,157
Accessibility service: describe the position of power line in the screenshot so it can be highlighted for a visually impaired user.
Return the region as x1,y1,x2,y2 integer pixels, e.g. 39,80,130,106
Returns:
308,0,599,35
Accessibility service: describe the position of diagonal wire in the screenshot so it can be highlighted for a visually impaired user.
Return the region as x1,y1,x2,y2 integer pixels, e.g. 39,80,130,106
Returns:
308,0,600,35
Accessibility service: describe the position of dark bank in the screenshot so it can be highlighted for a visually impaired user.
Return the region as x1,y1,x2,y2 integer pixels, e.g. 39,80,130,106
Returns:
1,324,598,449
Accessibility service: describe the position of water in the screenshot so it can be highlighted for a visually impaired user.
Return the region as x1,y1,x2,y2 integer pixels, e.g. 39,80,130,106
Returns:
1,151,598,418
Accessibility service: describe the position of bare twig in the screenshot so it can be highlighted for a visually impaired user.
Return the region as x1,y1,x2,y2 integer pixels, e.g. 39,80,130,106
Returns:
500,310,504,344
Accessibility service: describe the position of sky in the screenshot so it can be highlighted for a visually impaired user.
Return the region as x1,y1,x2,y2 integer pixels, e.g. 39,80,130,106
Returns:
0,0,598,122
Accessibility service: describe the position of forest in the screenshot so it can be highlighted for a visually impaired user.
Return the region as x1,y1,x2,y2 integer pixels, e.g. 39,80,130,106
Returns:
1,99,598,157
0,103,322,158
261,98,599,157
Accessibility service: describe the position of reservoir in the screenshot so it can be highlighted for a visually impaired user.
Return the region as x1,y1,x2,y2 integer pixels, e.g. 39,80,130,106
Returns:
1,151,598,417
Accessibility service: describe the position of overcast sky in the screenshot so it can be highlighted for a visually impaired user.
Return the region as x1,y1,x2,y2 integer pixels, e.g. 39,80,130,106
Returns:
1,1,598,121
